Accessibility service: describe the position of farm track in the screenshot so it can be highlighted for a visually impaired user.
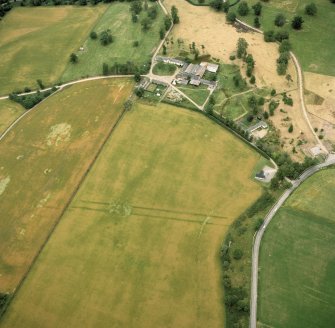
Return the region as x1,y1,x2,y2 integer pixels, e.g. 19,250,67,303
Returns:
0,95,132,319
0,1,331,326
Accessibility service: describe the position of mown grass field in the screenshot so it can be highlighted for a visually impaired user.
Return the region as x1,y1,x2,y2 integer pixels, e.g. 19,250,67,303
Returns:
0,6,106,95
258,168,335,328
0,78,133,292
235,0,335,75
1,102,264,328
177,85,210,106
0,100,24,135
62,2,164,81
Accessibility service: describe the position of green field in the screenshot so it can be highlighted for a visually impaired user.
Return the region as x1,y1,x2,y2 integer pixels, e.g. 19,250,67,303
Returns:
0,78,133,291
0,6,106,95
62,2,164,81
0,100,24,135
177,84,210,105
216,95,248,120
152,62,177,76
258,168,335,327
235,0,335,75
1,102,264,328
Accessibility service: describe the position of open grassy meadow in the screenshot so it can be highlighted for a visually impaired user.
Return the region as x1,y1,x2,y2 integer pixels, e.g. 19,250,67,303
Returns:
0,100,24,135
62,2,164,81
0,78,133,292
236,0,335,75
177,84,210,106
0,6,106,95
1,102,264,328
258,168,335,328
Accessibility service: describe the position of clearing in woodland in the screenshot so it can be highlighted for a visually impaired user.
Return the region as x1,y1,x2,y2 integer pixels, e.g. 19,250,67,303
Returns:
1,102,263,328
0,78,133,292
0,6,106,95
258,168,335,328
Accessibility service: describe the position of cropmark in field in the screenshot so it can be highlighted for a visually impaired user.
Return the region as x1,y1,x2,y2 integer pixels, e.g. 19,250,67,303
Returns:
1,102,264,328
0,78,133,292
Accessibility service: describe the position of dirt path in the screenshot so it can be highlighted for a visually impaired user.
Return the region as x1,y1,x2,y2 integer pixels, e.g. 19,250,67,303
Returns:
234,18,328,154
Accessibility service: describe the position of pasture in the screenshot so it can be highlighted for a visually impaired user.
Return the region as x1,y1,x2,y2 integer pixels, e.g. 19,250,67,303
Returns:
0,100,24,135
0,78,133,292
258,168,335,328
236,0,335,76
1,102,264,328
0,6,106,95
62,2,164,81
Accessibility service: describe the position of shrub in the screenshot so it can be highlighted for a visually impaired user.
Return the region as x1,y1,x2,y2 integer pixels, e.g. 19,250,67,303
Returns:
233,249,243,260
275,31,289,42
274,13,286,27
264,30,275,42
237,1,249,16
288,124,293,133
305,3,317,16
279,40,291,53
100,30,113,46
252,2,262,16
226,11,236,23
90,31,97,39
291,16,304,30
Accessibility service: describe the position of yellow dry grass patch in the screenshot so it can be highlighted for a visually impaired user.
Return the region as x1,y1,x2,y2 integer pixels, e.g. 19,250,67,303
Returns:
270,89,316,159
0,99,24,135
1,103,263,328
164,0,296,92
0,78,133,292
304,73,335,146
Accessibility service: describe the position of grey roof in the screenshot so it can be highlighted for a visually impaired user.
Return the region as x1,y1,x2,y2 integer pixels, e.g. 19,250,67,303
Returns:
184,64,206,78
200,79,217,87
247,121,268,133
155,56,184,66
255,170,266,179
190,77,201,86
206,63,219,72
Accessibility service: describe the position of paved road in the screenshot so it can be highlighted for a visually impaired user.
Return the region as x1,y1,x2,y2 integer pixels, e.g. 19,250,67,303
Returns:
249,153,335,328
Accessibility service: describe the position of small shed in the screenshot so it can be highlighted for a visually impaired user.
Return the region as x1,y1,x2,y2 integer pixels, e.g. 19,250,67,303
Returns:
206,63,219,73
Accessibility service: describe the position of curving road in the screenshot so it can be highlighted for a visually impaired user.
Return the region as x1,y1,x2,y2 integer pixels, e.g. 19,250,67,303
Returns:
249,153,335,328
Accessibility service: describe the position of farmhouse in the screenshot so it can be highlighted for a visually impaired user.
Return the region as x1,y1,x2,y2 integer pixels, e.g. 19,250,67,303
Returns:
155,56,185,67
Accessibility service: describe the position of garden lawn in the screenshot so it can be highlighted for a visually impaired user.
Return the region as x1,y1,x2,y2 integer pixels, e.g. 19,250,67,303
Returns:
152,62,177,76
62,2,164,81
0,100,24,135
258,168,335,328
0,6,106,95
1,102,264,328
177,85,210,106
0,78,133,292
236,0,335,75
